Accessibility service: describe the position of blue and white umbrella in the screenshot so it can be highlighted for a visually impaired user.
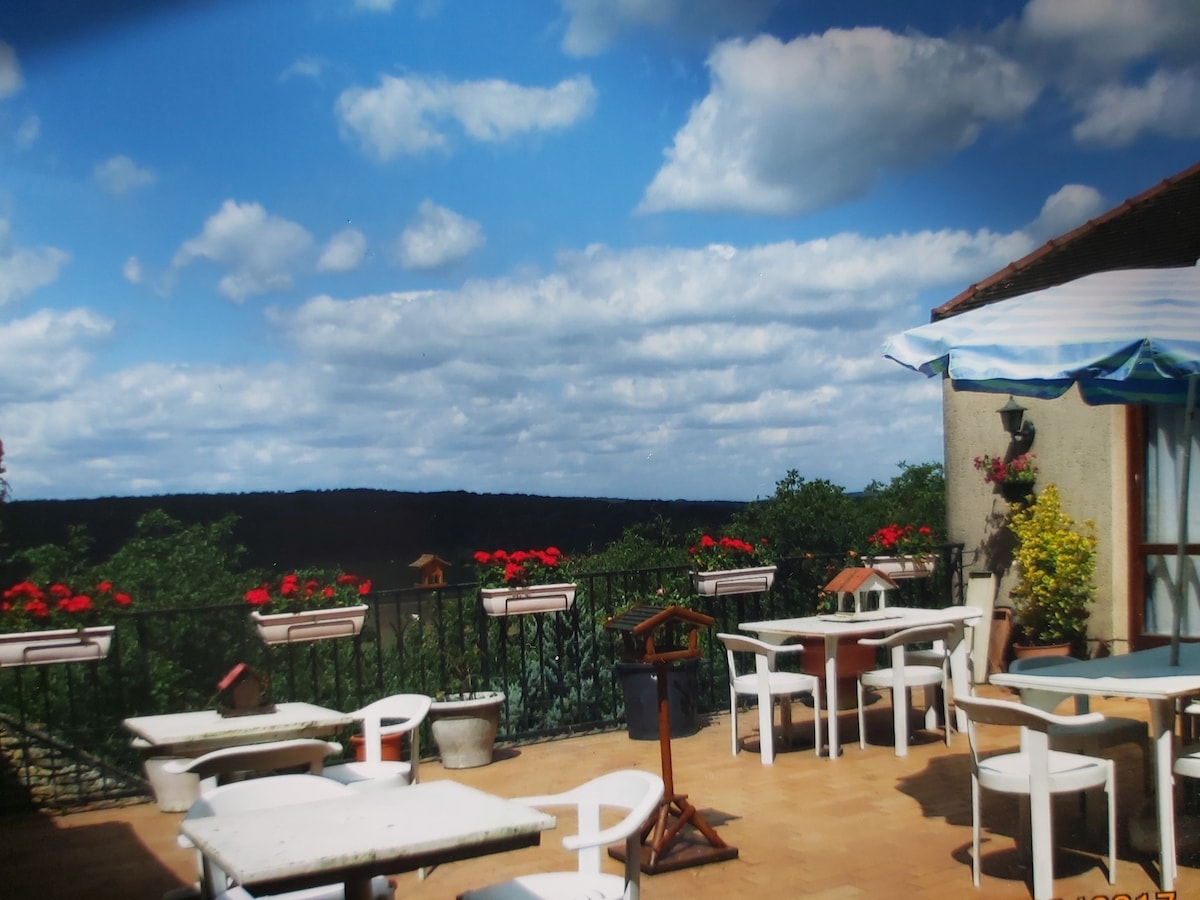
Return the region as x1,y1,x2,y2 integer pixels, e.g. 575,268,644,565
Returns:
883,263,1200,664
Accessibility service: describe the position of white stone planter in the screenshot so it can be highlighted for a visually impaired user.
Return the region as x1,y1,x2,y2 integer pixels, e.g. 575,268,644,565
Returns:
0,625,115,667
864,555,937,580
429,691,506,769
691,565,777,596
480,583,576,617
251,604,368,645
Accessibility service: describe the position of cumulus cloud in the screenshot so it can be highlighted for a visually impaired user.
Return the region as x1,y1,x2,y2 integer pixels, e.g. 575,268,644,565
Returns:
318,228,367,272
0,308,111,402
0,219,70,307
0,41,21,99
558,0,779,57
171,200,314,301
639,30,1041,215
1026,184,1106,241
336,74,596,161
395,200,484,271
1072,68,1200,146
94,155,157,193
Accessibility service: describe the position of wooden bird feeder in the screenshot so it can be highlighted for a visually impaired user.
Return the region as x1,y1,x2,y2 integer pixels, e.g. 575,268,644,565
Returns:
604,604,737,874
823,567,899,620
215,663,276,718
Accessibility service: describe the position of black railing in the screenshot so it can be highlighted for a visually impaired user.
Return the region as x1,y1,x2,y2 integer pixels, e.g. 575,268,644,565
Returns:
0,546,962,813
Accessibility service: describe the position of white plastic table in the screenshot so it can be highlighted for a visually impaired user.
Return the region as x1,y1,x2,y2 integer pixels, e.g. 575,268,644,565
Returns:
992,644,1200,892
124,702,353,755
180,780,557,900
739,606,982,759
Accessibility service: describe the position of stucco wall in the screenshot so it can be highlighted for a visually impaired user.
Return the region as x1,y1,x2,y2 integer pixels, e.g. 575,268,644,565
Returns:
943,384,1130,654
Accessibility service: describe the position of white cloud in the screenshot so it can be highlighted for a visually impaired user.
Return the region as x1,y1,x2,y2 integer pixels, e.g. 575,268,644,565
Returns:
0,219,70,307
1072,68,1200,147
395,200,484,271
123,257,143,284
1019,0,1200,72
639,30,1041,215
0,41,21,99
15,114,38,149
1026,183,1106,241
0,308,111,402
354,0,395,10
318,228,367,272
94,155,157,193
171,200,314,302
280,56,328,82
336,74,596,161
559,0,779,57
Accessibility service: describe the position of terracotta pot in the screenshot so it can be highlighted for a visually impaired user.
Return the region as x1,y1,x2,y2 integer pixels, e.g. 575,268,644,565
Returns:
802,641,878,709
351,732,404,762
1011,641,1071,660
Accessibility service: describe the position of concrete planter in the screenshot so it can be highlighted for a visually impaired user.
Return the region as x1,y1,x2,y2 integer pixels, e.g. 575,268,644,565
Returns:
429,691,505,769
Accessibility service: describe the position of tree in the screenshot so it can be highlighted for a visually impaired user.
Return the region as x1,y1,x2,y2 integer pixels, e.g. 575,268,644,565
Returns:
735,470,862,555
858,461,946,542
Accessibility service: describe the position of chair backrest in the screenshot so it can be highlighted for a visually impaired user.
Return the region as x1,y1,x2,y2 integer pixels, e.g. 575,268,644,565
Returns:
165,738,342,785
956,694,1106,770
1007,655,1087,713
352,693,433,767
860,623,953,650
185,773,350,820
717,633,803,679
516,769,664,880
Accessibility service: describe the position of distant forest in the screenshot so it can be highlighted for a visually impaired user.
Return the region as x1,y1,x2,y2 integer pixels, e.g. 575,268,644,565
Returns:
0,489,745,589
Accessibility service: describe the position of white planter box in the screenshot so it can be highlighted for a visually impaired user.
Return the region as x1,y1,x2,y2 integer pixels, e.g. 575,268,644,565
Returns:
480,583,576,617
251,605,368,645
691,565,777,596
864,555,937,580
0,625,115,667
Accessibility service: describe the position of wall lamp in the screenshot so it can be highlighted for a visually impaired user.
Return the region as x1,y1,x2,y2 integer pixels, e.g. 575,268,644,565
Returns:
997,396,1035,453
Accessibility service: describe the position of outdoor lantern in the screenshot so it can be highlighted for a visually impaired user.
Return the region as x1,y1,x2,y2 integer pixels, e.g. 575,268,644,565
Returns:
997,396,1035,450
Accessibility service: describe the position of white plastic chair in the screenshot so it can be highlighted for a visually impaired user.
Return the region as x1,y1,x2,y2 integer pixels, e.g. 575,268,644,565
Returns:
717,633,822,764
183,774,395,900
957,695,1116,900
164,738,342,795
322,694,432,790
856,623,952,756
457,769,665,900
1008,655,1151,793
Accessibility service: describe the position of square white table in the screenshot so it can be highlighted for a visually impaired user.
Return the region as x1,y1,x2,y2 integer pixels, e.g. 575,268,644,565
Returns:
180,780,557,900
992,643,1200,892
124,702,354,756
739,606,982,759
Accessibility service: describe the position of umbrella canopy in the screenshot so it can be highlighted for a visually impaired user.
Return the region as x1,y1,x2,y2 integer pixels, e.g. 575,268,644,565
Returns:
883,262,1200,664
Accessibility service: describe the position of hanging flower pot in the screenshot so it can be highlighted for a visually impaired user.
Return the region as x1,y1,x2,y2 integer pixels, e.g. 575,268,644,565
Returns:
862,555,937,580
1000,481,1036,504
0,625,115,667
251,605,368,645
690,565,777,596
480,582,576,617
244,570,372,645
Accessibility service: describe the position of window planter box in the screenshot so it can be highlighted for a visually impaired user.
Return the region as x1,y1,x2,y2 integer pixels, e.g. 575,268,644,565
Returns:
863,555,937,580
691,565,777,596
480,583,576,617
250,605,368,645
0,625,115,667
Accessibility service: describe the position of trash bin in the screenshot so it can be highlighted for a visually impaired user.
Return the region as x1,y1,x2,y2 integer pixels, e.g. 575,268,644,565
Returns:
614,657,701,740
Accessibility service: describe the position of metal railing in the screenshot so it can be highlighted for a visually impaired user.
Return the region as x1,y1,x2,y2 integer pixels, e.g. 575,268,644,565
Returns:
0,546,962,813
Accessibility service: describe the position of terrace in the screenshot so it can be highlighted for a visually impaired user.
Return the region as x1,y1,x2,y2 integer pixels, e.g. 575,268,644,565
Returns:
3,554,1199,898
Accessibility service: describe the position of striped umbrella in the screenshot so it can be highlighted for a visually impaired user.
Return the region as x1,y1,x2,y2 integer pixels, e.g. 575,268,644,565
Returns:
883,263,1200,663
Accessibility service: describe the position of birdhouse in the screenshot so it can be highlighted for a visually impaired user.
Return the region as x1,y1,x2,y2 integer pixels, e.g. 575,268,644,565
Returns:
215,663,275,717
409,553,450,589
823,567,899,619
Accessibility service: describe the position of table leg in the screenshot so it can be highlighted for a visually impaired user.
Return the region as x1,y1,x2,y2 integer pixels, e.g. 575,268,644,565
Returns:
946,624,971,731
891,645,909,758
1150,699,1177,890
345,875,373,900
825,635,840,759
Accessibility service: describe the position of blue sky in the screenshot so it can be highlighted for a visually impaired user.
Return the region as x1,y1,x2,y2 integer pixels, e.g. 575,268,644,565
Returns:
1,0,1198,502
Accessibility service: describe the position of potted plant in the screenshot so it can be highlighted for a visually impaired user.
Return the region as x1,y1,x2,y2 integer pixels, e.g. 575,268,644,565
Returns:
862,522,938,579
244,569,371,645
687,533,776,595
975,451,1038,503
427,639,505,768
1007,484,1096,657
0,578,132,666
473,546,576,616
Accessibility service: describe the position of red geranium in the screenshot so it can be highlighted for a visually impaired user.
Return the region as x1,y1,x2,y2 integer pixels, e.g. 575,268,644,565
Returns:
1,578,133,631
475,547,568,588
865,523,936,555
244,569,371,614
687,534,770,571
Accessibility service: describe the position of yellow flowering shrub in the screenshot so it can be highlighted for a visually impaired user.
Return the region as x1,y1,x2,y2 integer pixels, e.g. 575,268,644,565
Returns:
1008,484,1097,646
